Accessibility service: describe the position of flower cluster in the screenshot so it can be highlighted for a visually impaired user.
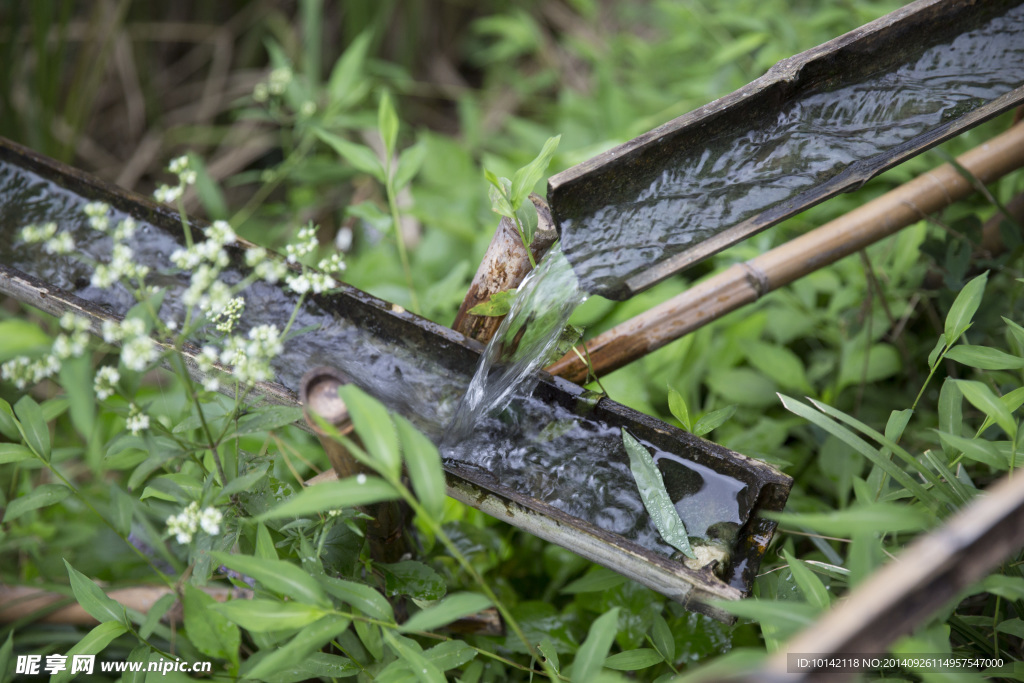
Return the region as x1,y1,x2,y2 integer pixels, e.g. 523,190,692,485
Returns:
213,297,245,333
166,501,222,544
20,221,76,257
0,313,91,390
81,202,150,289
245,247,289,284
102,317,158,372
154,155,197,205
125,403,150,435
94,366,120,400
218,324,283,385
285,222,318,263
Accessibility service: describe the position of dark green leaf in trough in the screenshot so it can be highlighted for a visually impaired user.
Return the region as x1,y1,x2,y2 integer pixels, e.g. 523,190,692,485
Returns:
622,428,695,558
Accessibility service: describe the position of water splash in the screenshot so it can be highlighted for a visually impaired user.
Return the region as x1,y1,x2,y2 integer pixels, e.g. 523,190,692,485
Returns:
445,243,586,441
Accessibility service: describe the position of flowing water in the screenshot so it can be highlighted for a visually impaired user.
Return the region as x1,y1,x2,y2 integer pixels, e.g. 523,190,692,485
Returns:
0,159,754,568
446,244,586,442
556,2,1024,297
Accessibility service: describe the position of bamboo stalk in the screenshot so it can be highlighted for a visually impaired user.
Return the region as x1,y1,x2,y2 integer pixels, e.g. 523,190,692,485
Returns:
744,470,1024,682
547,122,1024,383
452,194,557,344
0,585,251,625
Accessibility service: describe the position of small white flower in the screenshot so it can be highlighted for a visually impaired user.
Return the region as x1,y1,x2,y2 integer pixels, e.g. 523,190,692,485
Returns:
244,247,267,267
300,100,317,117
122,335,157,372
286,273,311,294
170,247,202,270
255,260,288,284
196,346,219,372
198,507,223,535
268,66,292,95
202,376,220,393
20,222,58,243
153,184,182,204
205,220,236,247
82,202,111,232
90,265,118,289
168,156,190,175
113,217,137,241
60,313,90,333
318,253,346,274
126,404,150,435
44,232,75,255
335,226,353,252
248,324,283,357
94,366,120,400
52,332,87,360
253,82,269,103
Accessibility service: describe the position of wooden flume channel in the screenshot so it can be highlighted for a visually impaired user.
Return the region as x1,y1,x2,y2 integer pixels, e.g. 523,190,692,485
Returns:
0,137,790,622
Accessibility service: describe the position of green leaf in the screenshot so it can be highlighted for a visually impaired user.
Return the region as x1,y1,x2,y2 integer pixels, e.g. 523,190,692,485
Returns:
221,463,271,499
945,345,1024,370
468,290,515,317
14,394,50,459
0,398,20,440
395,416,445,521
938,379,963,458
52,621,128,683
936,431,1005,469
650,614,675,662
212,598,327,632
711,599,818,630
742,340,813,393
210,551,330,608
255,521,277,560
338,385,401,479
257,476,399,520
927,334,947,369
944,271,988,341
394,141,426,191
6,484,71,521
693,405,736,437
378,91,399,159
510,135,560,208
0,632,14,683
59,354,95,438
0,319,50,362
779,395,935,506
423,640,477,671
766,503,932,536
996,618,1024,639
667,388,691,431
538,637,560,674
235,406,304,435
319,576,395,621
399,592,492,633
838,343,901,390
515,200,539,248
244,615,352,681
383,631,445,683
346,201,393,234
782,550,830,611
183,585,241,665
1003,316,1024,348
139,593,175,639
379,561,445,600
572,607,620,682
355,618,383,660
488,177,515,218
622,429,695,558
884,409,913,444
603,648,664,671
0,442,34,464
972,575,1024,601
327,31,371,105
562,567,628,595
65,560,125,624
953,380,1017,438
315,128,385,183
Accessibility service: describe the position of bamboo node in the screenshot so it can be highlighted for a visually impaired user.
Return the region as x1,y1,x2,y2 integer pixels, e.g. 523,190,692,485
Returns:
739,261,770,298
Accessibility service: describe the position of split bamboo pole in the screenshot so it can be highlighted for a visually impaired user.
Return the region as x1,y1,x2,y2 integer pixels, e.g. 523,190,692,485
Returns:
746,470,1024,682
547,121,1024,384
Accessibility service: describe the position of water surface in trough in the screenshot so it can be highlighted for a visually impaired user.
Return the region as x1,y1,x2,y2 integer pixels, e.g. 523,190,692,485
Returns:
0,159,751,562
557,2,1024,297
